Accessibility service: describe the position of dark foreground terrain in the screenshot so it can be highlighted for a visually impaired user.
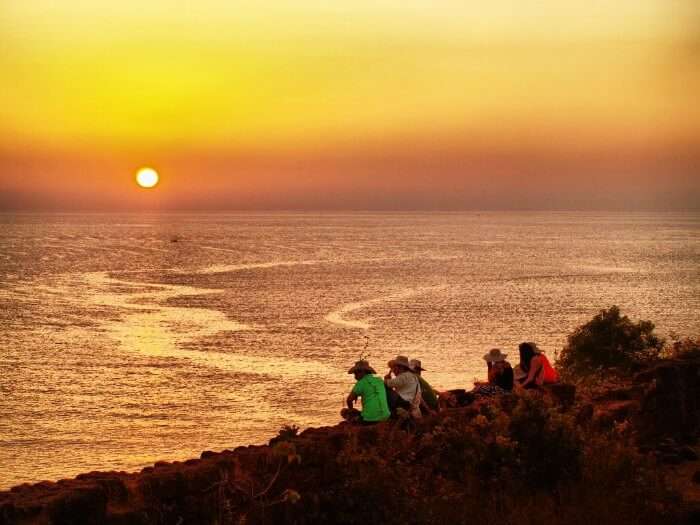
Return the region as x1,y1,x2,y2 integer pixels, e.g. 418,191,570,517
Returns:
2,356,699,525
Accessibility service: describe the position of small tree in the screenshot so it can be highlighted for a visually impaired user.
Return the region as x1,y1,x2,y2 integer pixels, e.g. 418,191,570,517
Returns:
558,306,664,374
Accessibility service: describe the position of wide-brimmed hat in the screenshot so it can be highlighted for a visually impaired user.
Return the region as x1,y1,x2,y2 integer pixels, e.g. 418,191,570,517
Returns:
409,359,426,372
519,341,543,354
483,348,508,363
347,360,376,374
387,355,411,370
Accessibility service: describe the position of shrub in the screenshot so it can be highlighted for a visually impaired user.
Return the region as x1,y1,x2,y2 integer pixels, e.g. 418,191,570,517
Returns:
558,306,664,375
664,337,700,360
268,424,300,446
507,395,582,488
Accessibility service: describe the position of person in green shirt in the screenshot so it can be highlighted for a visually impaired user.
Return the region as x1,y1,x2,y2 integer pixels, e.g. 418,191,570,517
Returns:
410,359,439,414
344,360,391,424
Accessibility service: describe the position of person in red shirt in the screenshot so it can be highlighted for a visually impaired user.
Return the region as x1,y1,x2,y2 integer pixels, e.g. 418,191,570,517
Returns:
517,342,559,389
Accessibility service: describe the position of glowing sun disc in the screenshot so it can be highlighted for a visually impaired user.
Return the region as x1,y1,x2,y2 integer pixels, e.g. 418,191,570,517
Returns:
136,168,159,188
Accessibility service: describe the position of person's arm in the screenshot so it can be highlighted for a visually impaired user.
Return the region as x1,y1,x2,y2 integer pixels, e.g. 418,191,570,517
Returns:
420,396,436,415
521,356,544,388
346,392,358,410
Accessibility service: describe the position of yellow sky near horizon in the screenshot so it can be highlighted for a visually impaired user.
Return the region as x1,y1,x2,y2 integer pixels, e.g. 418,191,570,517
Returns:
0,0,698,210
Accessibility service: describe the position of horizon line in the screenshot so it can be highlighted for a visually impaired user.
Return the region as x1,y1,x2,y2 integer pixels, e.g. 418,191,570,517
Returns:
1,208,699,215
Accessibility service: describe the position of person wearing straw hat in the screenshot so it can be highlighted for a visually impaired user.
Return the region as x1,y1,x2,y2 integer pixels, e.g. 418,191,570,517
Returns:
384,355,422,418
343,360,390,424
410,359,439,414
472,348,514,397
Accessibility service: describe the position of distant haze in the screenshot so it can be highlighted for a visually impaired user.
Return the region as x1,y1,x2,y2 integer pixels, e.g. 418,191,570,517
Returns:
1,0,698,211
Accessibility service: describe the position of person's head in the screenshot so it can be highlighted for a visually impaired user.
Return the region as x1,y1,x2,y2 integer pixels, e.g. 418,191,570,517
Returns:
388,355,411,375
518,342,538,371
409,359,426,376
483,348,508,379
347,360,376,380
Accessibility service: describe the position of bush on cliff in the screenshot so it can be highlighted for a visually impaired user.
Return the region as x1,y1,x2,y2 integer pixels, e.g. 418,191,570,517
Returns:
557,306,664,375
415,395,582,490
264,394,677,525
507,395,582,488
306,395,585,523
665,336,700,360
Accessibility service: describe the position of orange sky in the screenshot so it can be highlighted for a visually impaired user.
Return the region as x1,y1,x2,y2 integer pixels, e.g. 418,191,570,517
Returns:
1,0,698,210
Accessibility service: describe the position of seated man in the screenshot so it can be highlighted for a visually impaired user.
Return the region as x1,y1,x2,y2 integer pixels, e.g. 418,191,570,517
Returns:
384,355,422,419
410,359,439,414
343,360,390,424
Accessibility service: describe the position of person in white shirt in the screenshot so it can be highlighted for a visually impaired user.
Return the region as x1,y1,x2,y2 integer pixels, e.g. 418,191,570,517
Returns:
384,355,422,418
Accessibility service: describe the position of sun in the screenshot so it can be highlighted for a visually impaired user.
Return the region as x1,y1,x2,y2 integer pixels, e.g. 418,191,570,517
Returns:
135,167,159,188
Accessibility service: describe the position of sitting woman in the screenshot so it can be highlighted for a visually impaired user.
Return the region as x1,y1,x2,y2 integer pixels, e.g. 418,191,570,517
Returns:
517,342,560,389
472,348,514,397
440,349,514,408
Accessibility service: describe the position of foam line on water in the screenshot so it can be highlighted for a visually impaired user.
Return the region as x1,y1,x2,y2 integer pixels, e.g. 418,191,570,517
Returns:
83,271,248,345
194,254,461,275
325,285,448,330
482,272,637,284
81,272,339,379
198,260,325,275
573,265,640,274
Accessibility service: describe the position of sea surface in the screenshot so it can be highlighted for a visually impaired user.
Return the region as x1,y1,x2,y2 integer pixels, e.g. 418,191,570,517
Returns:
1,212,699,488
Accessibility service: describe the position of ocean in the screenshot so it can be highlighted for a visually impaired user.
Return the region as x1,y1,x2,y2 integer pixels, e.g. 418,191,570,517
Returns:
1,211,698,488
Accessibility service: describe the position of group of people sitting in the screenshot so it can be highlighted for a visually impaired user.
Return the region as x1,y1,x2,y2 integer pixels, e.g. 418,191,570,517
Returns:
341,342,560,425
